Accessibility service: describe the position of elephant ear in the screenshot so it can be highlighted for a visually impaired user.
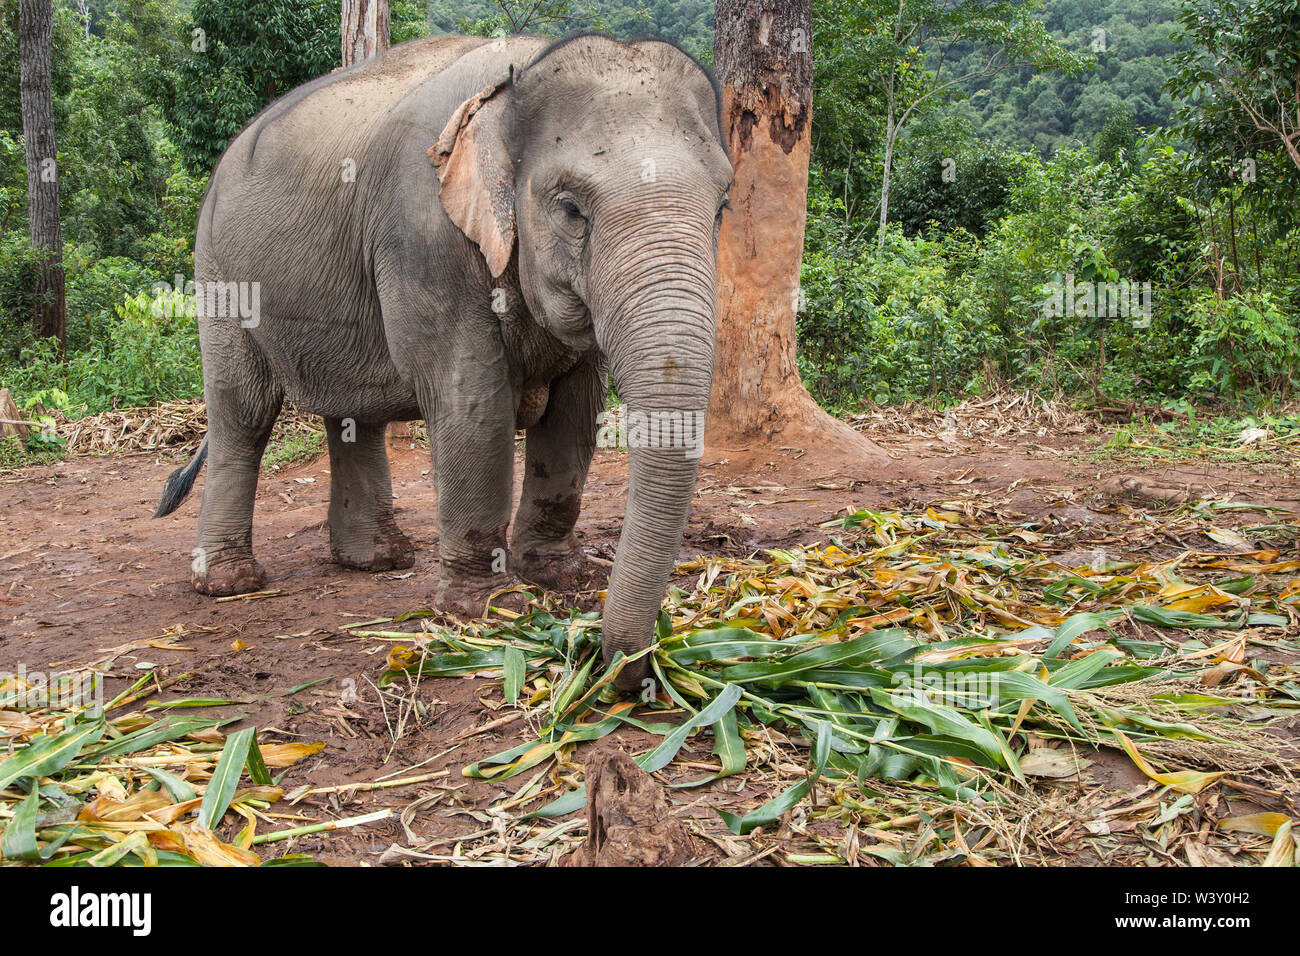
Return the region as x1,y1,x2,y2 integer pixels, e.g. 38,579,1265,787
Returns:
429,78,516,278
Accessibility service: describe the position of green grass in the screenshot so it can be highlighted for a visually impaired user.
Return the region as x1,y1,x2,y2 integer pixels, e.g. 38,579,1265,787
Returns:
262,430,325,474
1092,410,1300,466
0,435,66,471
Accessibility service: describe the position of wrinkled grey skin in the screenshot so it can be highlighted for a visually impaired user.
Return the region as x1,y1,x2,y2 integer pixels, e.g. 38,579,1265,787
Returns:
160,35,732,690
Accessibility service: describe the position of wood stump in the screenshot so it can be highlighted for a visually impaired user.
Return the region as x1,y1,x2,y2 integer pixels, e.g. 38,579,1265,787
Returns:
0,388,31,440
565,745,694,867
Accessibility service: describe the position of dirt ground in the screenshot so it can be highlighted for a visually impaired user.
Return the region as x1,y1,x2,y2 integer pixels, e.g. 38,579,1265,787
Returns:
2,407,1297,865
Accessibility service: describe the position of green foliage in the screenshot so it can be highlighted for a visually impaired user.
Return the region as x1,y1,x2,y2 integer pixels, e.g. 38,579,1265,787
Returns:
798,132,1300,408
1169,0,1300,177
815,0,1089,230
1185,290,1300,397
957,0,1185,154
168,0,339,174
890,143,1028,238
4,288,202,413
799,175,999,408
2,0,1299,442
263,430,325,473
428,1,714,58
0,433,65,468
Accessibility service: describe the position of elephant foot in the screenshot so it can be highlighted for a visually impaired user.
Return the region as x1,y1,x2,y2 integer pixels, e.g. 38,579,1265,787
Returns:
192,554,266,596
331,530,416,572
436,573,532,620
512,544,610,594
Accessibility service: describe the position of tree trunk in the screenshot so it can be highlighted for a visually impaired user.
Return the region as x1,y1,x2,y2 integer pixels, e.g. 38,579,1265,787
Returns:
341,0,390,68
878,110,895,245
709,0,883,463
19,0,65,351
341,0,402,439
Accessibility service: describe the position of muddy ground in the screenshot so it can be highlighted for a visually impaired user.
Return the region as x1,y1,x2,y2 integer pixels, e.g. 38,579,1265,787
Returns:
2,411,1297,865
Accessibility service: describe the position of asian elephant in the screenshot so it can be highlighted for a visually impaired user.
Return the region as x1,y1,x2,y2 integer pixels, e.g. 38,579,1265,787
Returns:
152,34,733,690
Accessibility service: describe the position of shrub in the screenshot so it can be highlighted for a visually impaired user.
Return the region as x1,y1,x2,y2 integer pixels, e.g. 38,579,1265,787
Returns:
3,287,202,413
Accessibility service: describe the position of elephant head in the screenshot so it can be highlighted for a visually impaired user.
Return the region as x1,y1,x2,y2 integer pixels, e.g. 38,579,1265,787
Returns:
433,35,733,690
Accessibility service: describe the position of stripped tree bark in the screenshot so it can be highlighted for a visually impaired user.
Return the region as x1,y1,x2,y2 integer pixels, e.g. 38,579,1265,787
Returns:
709,0,884,463
19,0,66,352
341,0,391,68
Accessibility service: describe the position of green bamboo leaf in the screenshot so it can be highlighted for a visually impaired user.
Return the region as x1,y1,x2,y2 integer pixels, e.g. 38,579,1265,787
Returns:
0,787,40,861
1130,605,1237,629
868,687,1005,764
197,728,254,829
668,626,783,664
140,765,197,803
902,734,1001,768
720,630,912,683
1043,611,1122,660
504,646,525,706
979,669,1085,734
0,717,106,791
83,716,218,761
717,721,832,835
526,787,587,819
718,779,810,836
551,652,599,720
246,736,272,787
380,649,506,684
146,697,246,709
712,708,747,777
639,684,742,774
466,708,631,779
530,686,742,816
1049,648,1123,688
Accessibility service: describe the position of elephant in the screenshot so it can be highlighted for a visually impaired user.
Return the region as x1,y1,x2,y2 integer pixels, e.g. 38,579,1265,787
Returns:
152,33,734,690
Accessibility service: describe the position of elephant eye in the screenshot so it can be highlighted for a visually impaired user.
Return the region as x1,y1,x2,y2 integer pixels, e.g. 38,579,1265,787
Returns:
557,196,585,220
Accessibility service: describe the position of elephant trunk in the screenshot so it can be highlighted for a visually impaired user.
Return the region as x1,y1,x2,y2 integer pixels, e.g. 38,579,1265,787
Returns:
590,225,717,692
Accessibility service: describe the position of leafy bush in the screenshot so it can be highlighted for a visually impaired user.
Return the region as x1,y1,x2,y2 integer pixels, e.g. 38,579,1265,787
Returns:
3,288,201,413
1186,290,1300,399
889,144,1028,239
799,177,998,409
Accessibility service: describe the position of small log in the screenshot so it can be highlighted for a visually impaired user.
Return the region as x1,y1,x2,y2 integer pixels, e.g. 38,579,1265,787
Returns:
0,389,31,440
565,743,695,867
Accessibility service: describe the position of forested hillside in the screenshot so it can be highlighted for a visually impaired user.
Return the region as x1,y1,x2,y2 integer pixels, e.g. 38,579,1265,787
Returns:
427,0,715,57
425,0,1182,154
953,0,1181,152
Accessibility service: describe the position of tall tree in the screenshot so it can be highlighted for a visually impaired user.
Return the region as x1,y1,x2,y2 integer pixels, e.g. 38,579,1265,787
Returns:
819,0,1085,243
1171,0,1300,175
19,0,65,349
341,0,389,66
709,0,883,459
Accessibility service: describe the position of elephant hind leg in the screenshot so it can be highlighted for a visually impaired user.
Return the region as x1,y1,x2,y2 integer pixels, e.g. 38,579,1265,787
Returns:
325,417,415,571
193,384,282,596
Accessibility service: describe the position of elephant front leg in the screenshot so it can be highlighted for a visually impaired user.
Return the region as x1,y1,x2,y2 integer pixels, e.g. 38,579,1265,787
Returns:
325,417,415,571
511,358,608,594
425,381,523,619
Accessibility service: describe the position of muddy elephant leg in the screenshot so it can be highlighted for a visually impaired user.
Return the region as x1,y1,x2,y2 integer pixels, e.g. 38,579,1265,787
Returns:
511,358,608,592
417,356,520,618
325,417,415,571
193,376,281,596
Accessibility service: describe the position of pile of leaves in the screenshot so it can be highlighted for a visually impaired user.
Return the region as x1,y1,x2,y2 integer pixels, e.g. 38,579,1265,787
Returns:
847,390,1100,456
53,399,323,457
372,500,1300,866
0,672,360,866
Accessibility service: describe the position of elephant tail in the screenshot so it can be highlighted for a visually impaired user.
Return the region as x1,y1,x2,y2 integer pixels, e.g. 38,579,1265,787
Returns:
152,436,208,518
